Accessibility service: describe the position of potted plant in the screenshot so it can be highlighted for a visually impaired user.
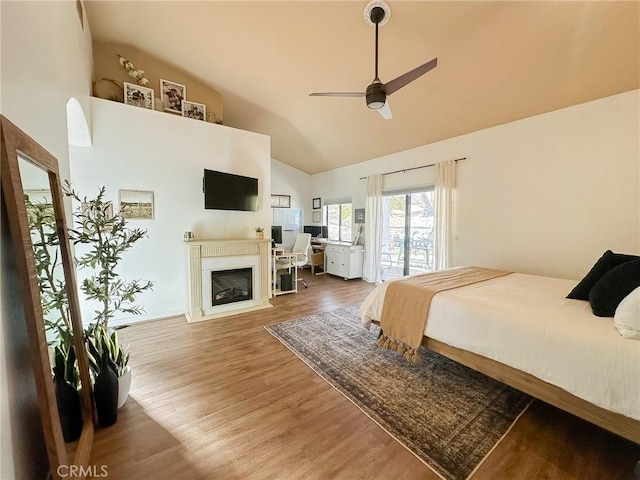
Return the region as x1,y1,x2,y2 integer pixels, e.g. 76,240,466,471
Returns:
52,340,83,441
65,182,154,410
255,226,264,239
86,324,123,426
86,324,131,409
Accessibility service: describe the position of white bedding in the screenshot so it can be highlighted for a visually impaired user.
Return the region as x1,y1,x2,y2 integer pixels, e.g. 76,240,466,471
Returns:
360,272,640,421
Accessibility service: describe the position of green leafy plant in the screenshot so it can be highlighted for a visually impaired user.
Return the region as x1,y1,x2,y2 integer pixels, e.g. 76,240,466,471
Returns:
64,182,153,376
53,339,79,389
27,196,82,391
255,227,264,233
26,197,71,336
86,324,129,377
65,182,154,331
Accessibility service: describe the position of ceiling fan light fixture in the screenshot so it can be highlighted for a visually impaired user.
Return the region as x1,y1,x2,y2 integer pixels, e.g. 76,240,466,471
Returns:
367,98,385,110
366,82,386,109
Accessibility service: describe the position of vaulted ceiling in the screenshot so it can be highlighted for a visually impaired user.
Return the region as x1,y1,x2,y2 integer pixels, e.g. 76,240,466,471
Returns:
85,1,639,174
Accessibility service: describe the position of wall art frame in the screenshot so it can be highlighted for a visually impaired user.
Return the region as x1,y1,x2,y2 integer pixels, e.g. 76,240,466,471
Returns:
160,78,186,114
182,100,206,121
124,82,154,109
271,194,291,208
119,189,154,220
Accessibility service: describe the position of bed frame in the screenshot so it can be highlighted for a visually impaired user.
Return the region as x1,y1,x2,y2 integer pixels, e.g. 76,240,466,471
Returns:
373,321,640,444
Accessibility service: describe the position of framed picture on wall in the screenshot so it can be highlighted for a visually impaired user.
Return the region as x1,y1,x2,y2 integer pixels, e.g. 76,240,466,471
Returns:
124,82,154,109
312,211,321,223
355,208,365,223
160,79,186,114
119,190,154,220
182,100,206,121
271,194,291,208
312,197,321,209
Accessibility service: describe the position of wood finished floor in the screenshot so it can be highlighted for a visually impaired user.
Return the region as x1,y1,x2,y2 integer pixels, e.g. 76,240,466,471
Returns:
88,270,640,479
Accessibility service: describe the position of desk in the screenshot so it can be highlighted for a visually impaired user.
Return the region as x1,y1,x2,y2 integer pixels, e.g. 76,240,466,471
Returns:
324,243,364,279
272,252,298,296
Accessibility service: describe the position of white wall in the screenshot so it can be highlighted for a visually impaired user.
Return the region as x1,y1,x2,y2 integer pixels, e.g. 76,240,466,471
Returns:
312,90,640,280
271,158,312,248
0,0,93,180
70,98,271,326
271,158,311,216
1,1,93,476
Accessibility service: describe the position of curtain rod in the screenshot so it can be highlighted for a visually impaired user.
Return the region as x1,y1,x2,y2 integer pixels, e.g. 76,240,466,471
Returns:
359,157,467,180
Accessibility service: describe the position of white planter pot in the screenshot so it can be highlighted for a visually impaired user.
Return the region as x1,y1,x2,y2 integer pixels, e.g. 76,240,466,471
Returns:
117,366,132,409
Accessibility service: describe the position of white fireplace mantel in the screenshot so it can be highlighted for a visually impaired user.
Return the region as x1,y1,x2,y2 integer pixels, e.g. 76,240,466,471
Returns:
186,238,272,323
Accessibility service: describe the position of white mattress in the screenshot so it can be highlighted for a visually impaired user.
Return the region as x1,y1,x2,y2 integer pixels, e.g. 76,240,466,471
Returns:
360,272,640,421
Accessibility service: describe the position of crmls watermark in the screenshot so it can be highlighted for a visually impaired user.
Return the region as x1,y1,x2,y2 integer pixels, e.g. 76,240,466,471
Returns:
57,465,108,478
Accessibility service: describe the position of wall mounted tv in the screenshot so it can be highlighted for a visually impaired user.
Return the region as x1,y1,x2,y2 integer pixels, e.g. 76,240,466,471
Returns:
203,169,259,212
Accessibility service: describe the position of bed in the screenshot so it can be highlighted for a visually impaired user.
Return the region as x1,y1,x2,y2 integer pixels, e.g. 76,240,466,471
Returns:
360,269,640,444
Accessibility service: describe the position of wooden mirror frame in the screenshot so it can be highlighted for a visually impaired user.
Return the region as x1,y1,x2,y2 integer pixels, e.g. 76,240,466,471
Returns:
0,116,94,478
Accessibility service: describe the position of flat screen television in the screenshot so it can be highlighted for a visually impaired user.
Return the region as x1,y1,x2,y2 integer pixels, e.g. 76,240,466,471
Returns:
303,225,328,238
271,225,283,244
203,169,258,212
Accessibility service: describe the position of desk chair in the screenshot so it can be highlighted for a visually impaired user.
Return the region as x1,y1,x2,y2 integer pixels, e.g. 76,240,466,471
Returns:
275,233,311,288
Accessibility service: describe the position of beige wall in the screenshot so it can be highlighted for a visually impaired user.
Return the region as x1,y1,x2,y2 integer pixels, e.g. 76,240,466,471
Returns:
93,40,223,123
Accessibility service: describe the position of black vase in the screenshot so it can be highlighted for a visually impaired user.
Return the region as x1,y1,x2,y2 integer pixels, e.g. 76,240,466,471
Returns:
54,378,83,442
94,361,118,428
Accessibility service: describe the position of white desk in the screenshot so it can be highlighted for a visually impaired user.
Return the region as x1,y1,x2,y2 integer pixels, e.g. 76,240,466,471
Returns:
272,251,298,296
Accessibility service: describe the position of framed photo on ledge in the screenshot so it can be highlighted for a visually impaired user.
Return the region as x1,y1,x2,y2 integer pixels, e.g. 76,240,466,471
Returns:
124,82,154,109
160,78,185,114
312,197,321,209
183,100,206,121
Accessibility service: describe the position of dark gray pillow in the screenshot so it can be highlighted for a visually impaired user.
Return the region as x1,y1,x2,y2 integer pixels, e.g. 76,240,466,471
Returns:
588,259,640,317
567,250,639,300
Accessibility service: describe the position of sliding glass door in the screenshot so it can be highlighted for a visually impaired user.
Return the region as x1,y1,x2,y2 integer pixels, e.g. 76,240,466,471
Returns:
380,189,434,281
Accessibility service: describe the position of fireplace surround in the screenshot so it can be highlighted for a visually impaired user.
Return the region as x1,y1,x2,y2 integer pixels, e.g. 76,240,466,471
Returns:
186,238,272,322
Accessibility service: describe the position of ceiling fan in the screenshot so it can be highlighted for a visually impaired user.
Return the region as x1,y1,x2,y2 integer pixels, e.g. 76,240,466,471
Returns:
309,0,438,120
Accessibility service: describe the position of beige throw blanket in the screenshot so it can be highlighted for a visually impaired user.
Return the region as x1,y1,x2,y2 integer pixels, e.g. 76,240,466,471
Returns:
377,266,511,362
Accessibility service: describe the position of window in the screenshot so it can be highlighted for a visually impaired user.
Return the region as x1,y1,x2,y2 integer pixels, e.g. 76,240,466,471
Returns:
325,203,352,242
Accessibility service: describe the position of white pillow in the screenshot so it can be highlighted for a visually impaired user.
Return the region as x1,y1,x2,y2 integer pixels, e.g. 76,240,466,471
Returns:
614,286,640,339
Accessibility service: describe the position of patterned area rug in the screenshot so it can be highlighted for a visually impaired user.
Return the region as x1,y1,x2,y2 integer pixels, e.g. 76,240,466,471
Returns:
265,305,532,480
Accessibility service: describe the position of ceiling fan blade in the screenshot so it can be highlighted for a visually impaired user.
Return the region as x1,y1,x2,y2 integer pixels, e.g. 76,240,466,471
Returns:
383,57,438,96
377,101,392,120
309,92,365,97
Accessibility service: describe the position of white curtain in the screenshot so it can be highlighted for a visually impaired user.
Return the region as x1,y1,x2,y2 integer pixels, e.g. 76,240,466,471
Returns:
363,174,383,284
434,160,457,270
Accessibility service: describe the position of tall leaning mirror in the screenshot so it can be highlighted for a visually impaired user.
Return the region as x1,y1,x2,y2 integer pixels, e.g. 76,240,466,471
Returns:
1,115,94,478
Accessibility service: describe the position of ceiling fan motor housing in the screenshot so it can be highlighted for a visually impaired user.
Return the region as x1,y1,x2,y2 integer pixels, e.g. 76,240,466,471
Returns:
366,82,386,109
370,6,386,24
